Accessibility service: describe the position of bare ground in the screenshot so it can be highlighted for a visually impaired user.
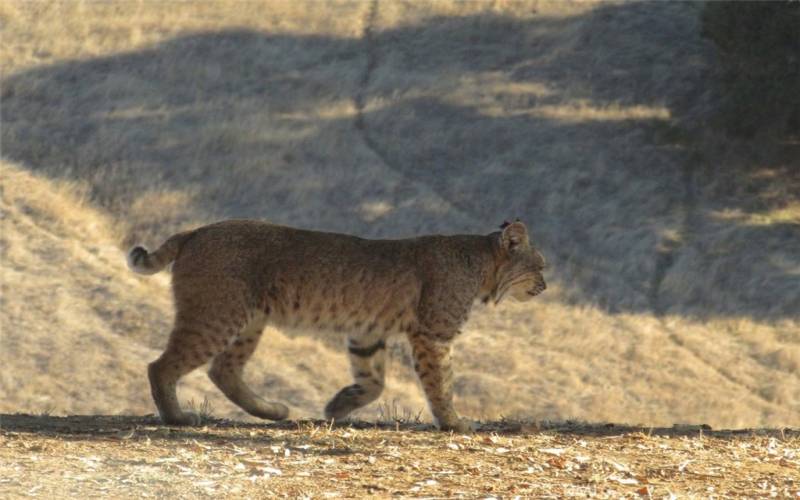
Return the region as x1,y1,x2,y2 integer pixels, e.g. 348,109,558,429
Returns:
1,414,798,498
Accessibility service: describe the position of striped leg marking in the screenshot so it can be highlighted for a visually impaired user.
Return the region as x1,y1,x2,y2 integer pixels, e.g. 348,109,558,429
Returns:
324,338,386,420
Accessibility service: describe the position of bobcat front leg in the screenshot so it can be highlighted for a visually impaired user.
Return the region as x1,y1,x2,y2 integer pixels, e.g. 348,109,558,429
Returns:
408,332,472,432
325,337,387,420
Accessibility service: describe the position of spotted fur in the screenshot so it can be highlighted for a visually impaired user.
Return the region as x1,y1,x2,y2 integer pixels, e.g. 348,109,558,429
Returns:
128,219,546,431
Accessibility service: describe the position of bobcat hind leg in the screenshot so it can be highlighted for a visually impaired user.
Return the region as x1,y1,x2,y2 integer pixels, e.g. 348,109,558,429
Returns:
208,314,289,421
149,326,226,426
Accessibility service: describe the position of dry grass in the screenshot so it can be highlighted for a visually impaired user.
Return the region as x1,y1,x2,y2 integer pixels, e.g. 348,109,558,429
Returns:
1,1,799,495
1,0,797,423
1,414,798,498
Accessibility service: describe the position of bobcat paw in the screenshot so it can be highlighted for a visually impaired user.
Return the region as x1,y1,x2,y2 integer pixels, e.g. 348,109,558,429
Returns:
161,410,202,426
438,417,474,433
324,384,367,420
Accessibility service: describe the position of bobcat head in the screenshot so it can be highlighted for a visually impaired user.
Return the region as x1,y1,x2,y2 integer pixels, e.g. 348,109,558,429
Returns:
490,220,547,304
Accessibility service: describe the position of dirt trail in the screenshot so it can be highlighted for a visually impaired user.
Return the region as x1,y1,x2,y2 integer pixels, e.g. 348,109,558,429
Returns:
1,414,797,498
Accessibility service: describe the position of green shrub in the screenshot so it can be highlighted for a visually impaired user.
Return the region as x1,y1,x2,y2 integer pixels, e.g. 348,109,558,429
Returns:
701,1,800,138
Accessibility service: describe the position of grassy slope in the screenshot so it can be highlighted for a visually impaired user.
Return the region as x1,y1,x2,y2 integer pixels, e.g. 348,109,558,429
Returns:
1,0,798,435
0,161,425,420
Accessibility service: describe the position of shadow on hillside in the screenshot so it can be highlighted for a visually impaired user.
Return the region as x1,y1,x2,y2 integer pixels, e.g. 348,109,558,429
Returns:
1,414,796,441
2,2,797,321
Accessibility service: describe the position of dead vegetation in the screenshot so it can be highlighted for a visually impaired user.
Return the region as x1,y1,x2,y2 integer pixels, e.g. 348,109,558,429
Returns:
1,414,798,498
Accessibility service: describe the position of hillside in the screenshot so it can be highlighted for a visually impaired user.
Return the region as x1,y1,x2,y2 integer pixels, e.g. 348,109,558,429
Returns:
0,161,425,420
1,0,798,435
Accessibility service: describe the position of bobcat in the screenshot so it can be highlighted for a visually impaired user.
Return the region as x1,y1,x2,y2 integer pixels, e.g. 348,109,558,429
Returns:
128,219,546,431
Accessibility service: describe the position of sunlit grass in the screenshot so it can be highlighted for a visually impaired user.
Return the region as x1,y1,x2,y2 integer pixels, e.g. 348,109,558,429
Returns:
1,0,797,431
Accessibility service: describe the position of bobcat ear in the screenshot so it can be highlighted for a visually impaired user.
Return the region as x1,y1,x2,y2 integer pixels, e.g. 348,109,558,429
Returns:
501,220,529,251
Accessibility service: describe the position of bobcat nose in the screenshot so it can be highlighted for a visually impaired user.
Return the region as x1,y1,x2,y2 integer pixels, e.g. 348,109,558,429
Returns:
527,281,546,296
